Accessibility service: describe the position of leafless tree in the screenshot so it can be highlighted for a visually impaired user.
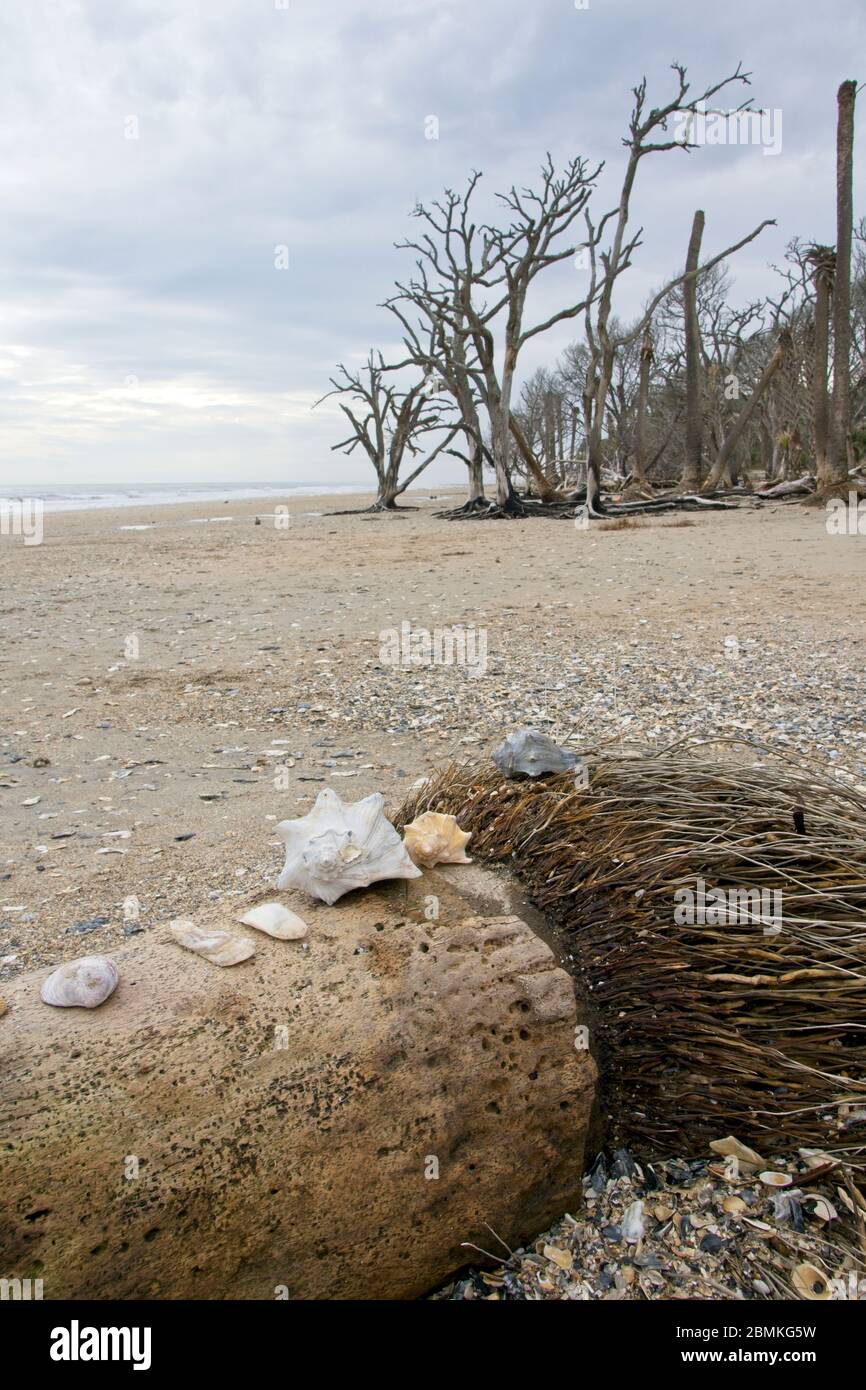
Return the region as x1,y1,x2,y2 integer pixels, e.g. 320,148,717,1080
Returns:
828,79,858,488
580,63,774,512
682,210,706,490
316,351,457,510
805,245,835,483
389,155,602,514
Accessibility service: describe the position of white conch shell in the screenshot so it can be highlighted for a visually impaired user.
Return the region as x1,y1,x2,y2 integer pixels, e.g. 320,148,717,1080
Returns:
41,955,118,1009
492,727,577,778
169,919,255,966
404,811,472,867
276,788,421,905
237,902,308,939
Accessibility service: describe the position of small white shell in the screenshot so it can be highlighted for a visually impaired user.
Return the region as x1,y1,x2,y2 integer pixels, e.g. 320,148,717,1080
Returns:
621,1199,645,1245
276,788,421,905
404,812,472,868
169,919,255,966
237,902,308,940
41,955,119,1009
759,1171,793,1188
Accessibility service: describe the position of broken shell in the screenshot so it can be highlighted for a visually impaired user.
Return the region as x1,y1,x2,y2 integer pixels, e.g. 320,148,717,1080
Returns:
41,955,118,1009
708,1161,743,1182
543,1244,573,1271
491,728,577,779
791,1263,830,1300
804,1196,837,1223
169,919,255,966
403,811,472,868
759,1171,793,1187
237,902,308,940
621,1199,645,1245
709,1136,765,1170
276,788,421,905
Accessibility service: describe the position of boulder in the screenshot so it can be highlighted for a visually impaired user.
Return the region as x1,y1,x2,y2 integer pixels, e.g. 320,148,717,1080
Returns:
0,869,595,1299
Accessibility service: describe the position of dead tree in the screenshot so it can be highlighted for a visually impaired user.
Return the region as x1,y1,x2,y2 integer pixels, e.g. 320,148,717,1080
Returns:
682,210,706,490
316,352,457,510
632,325,654,487
806,245,835,484
581,64,774,513
385,293,490,511
704,330,793,489
828,79,858,489
391,157,601,516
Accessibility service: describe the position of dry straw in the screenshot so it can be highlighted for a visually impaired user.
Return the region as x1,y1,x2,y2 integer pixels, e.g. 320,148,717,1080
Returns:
397,741,866,1165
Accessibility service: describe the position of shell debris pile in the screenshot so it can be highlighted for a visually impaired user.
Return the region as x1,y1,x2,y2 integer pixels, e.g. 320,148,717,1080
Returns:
433,1140,866,1301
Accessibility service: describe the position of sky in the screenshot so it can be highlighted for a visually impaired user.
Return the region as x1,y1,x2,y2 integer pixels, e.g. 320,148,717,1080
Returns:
0,0,863,487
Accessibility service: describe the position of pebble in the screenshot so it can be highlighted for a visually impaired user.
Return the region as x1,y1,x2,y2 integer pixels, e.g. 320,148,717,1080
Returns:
66,915,110,935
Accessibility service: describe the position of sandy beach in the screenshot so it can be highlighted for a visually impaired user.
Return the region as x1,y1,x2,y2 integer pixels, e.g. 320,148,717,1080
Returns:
1,491,864,979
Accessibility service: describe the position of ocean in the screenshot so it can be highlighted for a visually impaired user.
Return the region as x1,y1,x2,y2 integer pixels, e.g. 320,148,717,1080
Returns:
0,482,372,514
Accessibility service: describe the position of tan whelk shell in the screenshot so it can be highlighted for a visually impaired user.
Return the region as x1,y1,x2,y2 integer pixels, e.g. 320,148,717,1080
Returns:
237,903,308,940
403,811,472,868
41,955,119,1009
276,788,421,905
169,919,255,967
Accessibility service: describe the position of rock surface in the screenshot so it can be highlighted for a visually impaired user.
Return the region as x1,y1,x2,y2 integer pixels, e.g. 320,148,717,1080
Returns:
0,869,596,1299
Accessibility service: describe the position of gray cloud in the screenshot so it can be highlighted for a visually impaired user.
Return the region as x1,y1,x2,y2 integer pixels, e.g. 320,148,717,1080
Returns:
0,0,862,483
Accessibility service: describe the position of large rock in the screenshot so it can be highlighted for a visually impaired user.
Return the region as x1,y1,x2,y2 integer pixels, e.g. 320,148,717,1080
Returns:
0,869,596,1299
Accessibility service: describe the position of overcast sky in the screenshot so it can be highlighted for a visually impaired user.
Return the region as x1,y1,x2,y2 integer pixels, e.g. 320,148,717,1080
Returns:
0,0,862,487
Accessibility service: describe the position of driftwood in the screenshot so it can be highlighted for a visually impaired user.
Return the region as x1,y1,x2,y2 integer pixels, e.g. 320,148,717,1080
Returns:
754,474,816,499
0,871,595,1299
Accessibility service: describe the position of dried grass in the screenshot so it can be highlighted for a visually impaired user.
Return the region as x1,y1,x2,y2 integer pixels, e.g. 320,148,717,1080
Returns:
397,743,866,1165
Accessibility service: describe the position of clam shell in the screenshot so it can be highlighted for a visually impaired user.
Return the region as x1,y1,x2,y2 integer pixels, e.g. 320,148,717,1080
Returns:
721,1195,747,1215
491,728,577,778
41,955,119,1009
759,1170,793,1187
276,788,421,905
403,811,472,868
169,919,255,966
237,902,308,940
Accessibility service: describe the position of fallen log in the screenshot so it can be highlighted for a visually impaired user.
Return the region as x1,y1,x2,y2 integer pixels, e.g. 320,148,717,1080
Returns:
754,474,816,499
0,870,595,1300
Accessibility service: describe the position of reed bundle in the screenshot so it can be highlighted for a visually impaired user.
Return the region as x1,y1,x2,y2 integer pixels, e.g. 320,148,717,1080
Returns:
397,744,866,1162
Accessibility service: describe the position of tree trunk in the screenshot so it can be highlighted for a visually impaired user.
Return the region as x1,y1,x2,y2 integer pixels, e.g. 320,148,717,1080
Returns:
466,442,485,503
828,80,857,488
810,253,834,484
759,417,773,480
633,325,654,487
585,348,613,511
704,332,792,490
681,210,705,491
509,414,564,502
